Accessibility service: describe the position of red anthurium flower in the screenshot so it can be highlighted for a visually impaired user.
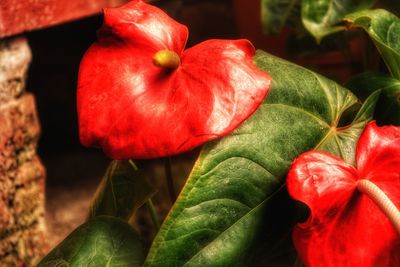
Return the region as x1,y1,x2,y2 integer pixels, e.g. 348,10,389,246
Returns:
287,121,400,267
77,0,270,159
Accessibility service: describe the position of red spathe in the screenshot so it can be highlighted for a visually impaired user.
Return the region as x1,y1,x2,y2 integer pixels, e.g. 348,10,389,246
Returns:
77,0,271,159
287,121,400,267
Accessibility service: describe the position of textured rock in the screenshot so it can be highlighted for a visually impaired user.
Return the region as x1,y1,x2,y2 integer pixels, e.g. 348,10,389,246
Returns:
0,38,31,104
0,37,46,266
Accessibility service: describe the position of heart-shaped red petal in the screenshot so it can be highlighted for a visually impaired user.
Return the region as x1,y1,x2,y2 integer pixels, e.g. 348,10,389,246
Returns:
287,122,400,267
77,0,270,159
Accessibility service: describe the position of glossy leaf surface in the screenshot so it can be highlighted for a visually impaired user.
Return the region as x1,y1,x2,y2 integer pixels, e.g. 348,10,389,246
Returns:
345,9,400,79
302,0,375,42
287,122,400,267
88,160,156,221
261,0,298,34
38,216,145,267
144,51,376,266
347,72,400,125
77,0,271,159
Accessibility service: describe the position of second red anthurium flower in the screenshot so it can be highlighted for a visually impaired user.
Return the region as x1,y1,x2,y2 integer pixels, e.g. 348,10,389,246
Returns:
287,121,400,267
77,0,271,159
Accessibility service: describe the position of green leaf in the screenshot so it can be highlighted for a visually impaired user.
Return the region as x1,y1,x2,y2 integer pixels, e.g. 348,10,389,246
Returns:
347,72,400,125
88,160,156,221
302,0,376,42
38,216,145,267
345,9,400,79
144,51,376,267
261,0,299,34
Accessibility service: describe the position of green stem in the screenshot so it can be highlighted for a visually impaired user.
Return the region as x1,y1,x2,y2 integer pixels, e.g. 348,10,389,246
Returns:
146,198,160,231
128,159,138,170
164,157,176,204
357,179,400,234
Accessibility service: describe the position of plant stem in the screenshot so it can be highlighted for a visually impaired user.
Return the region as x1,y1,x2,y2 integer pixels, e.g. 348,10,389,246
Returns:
164,157,176,204
128,159,138,170
357,179,400,234
146,198,160,231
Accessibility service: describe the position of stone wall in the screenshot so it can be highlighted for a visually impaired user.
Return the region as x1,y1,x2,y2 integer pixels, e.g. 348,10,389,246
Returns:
0,37,46,266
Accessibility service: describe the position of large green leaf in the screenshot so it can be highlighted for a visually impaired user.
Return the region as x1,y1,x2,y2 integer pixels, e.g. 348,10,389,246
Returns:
38,216,145,267
88,160,156,221
144,51,377,266
302,0,375,42
261,0,299,34
347,72,400,125
345,9,400,79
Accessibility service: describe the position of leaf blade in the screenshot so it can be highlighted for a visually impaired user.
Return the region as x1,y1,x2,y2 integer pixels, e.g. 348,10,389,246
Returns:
345,9,400,79
347,72,400,125
261,0,299,34
302,0,376,42
88,160,156,221
38,216,145,267
144,51,376,267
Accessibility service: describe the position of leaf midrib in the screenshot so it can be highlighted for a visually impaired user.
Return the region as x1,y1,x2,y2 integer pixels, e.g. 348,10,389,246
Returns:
152,107,345,266
183,185,286,265
268,103,331,128
147,97,346,265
